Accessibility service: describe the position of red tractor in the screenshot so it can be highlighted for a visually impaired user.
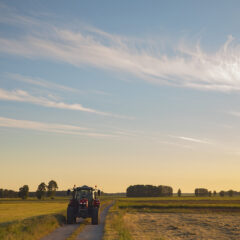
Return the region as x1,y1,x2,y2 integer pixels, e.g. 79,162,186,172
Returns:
67,185,100,225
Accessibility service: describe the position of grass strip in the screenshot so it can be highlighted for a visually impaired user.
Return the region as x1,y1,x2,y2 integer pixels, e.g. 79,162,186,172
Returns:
103,202,132,240
118,203,240,209
66,219,90,240
0,211,66,240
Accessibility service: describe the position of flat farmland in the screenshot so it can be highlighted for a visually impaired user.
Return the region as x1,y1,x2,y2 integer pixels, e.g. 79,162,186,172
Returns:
103,197,240,240
0,198,69,240
124,212,240,240
0,198,69,223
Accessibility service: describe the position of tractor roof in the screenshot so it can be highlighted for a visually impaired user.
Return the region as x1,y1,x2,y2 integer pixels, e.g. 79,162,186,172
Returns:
76,185,93,191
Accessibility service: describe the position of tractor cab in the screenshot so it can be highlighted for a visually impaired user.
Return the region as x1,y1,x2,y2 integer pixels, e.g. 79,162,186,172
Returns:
74,186,94,201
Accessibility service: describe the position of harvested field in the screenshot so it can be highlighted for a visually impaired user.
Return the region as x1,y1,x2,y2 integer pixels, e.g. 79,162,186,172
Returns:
124,212,240,240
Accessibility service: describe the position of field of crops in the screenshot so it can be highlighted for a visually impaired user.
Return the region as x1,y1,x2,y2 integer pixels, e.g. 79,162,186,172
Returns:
0,197,70,240
117,196,240,212
0,197,69,224
2,196,240,240
0,196,112,240
103,196,240,240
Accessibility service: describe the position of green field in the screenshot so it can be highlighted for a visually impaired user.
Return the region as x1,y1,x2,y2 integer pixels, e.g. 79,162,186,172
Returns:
0,198,69,224
0,196,111,240
117,196,240,212
0,197,70,240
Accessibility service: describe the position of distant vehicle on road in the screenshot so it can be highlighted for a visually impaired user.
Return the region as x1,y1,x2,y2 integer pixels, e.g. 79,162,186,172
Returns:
67,185,100,225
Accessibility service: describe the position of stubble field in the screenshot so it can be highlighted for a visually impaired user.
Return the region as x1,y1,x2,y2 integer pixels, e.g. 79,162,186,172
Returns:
103,196,240,240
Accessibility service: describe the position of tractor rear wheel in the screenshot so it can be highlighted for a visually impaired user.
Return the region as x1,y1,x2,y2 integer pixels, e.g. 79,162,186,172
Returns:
67,206,76,224
91,207,99,225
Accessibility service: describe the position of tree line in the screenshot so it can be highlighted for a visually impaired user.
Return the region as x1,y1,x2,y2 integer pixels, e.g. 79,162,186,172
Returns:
194,188,240,197
126,184,173,197
0,180,59,199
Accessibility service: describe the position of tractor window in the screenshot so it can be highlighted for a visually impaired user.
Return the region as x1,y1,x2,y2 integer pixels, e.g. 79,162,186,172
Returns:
75,190,93,200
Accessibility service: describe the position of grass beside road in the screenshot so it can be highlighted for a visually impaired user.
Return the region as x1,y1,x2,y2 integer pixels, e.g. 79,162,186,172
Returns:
0,212,66,240
103,203,132,240
0,197,69,240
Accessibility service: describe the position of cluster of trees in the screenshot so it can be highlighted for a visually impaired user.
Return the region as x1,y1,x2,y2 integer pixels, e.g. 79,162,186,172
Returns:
18,180,58,200
126,185,173,197
0,189,18,198
194,188,240,197
194,188,217,197
36,180,58,199
219,190,240,197
195,188,210,197
0,180,58,200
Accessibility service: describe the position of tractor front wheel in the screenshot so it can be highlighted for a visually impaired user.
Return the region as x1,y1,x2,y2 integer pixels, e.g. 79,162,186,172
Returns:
67,206,76,224
91,207,99,225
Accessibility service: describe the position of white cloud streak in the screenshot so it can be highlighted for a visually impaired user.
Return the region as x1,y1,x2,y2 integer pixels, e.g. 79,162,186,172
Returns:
0,88,131,119
171,135,211,144
5,73,110,96
6,73,78,92
0,11,240,92
0,116,114,137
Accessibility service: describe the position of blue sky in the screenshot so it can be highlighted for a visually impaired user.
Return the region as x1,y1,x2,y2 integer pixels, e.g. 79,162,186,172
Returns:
1,0,240,192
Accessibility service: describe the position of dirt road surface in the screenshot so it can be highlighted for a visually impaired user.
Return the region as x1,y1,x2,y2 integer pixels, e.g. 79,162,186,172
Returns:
124,212,240,240
41,204,112,240
41,218,83,240
75,204,112,240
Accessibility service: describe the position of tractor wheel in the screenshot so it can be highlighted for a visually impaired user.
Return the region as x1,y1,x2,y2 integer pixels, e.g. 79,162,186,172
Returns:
67,206,76,224
91,207,99,225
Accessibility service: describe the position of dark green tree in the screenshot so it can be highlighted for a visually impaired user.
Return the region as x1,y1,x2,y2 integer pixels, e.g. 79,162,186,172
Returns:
19,185,29,199
219,191,225,197
208,191,212,197
36,182,47,199
228,190,234,197
0,189,3,198
177,188,181,197
47,180,58,199
213,190,217,196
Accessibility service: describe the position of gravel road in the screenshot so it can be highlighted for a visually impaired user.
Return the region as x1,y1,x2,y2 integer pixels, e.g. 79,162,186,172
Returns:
41,203,112,240
75,203,112,240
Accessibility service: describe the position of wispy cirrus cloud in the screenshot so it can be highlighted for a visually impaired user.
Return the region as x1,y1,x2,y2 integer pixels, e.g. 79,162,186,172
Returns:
0,88,132,119
6,73,78,93
170,135,211,144
5,73,110,96
0,116,114,137
1,8,240,92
